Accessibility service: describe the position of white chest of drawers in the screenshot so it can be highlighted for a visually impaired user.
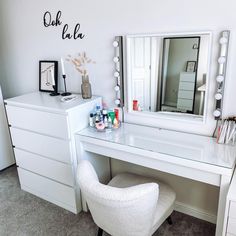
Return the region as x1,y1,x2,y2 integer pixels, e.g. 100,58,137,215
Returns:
224,169,236,236
5,92,101,213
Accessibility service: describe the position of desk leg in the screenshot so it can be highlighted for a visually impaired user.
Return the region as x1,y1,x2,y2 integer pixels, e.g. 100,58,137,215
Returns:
216,175,231,236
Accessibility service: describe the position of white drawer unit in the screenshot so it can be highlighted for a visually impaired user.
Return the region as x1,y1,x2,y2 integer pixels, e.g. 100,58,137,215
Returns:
5,92,102,214
223,169,236,236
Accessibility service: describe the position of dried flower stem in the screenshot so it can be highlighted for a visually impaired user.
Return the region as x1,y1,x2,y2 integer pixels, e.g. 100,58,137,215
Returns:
66,51,95,76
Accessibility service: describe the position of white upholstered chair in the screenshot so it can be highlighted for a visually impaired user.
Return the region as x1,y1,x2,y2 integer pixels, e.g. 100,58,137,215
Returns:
77,160,176,236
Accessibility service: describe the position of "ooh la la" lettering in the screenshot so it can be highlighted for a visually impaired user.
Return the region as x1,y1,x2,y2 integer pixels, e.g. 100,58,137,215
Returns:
43,11,85,40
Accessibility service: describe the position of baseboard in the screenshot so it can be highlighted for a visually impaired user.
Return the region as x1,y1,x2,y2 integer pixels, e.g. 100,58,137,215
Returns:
174,201,217,224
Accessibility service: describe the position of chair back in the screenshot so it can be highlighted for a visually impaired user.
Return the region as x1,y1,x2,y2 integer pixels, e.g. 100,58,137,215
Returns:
77,160,159,236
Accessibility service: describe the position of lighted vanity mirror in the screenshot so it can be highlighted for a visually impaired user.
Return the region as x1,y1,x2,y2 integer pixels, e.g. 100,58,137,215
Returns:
125,32,211,118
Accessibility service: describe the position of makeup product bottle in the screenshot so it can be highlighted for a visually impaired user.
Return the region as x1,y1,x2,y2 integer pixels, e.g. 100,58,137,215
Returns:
114,108,119,121
103,110,108,128
104,116,108,128
109,111,115,124
113,117,119,129
95,105,101,122
108,115,113,129
133,100,138,111
89,113,94,127
113,108,120,128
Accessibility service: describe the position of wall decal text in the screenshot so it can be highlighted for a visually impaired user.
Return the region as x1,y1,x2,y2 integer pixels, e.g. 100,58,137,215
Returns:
43,11,85,40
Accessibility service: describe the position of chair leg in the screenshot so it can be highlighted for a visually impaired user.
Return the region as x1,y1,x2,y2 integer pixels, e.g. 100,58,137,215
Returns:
97,227,103,236
167,216,173,225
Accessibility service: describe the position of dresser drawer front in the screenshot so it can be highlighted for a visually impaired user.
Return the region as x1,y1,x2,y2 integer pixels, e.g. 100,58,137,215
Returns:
15,149,74,186
227,217,236,235
11,128,72,164
6,105,69,139
229,201,236,219
18,168,77,212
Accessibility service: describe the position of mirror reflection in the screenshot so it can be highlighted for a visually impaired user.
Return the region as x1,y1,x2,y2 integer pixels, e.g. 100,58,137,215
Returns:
127,33,210,116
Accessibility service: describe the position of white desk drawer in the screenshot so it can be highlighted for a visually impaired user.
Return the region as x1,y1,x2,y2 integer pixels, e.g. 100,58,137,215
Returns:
229,201,236,218
6,105,69,139
228,217,236,235
18,168,77,212
15,149,74,186
11,128,72,164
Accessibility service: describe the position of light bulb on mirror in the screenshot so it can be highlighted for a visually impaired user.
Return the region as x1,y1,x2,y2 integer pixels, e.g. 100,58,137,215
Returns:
114,85,120,92
113,41,119,47
114,71,120,77
115,99,120,105
216,75,224,83
215,93,222,100
219,37,228,45
113,57,119,63
218,56,226,64
213,109,221,118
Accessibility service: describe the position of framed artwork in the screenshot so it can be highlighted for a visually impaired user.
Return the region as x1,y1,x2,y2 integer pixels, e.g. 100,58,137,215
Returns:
39,61,58,92
186,61,196,72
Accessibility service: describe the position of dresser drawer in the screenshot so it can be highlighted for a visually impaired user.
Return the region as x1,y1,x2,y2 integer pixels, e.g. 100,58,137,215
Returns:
15,149,74,186
18,168,77,213
6,105,69,139
179,82,195,91
229,201,236,218
11,128,72,164
227,217,236,235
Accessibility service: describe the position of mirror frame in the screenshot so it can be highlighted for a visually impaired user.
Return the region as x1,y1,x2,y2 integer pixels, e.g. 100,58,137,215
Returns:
123,31,213,123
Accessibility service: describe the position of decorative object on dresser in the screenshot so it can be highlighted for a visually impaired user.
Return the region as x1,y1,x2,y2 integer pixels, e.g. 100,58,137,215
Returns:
4,92,102,213
60,58,72,97
66,52,95,99
39,61,59,95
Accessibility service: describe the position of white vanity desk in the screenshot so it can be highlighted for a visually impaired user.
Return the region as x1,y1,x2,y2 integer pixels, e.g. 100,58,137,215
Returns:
76,123,236,236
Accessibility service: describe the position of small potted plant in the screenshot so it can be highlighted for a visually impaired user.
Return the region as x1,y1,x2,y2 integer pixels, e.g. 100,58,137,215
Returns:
67,52,95,99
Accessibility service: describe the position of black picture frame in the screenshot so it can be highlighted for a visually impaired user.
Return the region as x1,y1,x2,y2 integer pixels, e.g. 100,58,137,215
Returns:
186,61,196,72
39,61,58,93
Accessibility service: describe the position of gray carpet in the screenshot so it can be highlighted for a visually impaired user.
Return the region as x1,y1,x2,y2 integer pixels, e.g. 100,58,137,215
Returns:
0,166,216,236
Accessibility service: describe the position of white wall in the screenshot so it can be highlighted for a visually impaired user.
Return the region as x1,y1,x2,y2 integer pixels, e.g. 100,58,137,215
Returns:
1,0,236,221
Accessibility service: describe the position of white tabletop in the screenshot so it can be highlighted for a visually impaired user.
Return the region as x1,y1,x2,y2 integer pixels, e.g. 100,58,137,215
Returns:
5,92,100,114
78,123,236,169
